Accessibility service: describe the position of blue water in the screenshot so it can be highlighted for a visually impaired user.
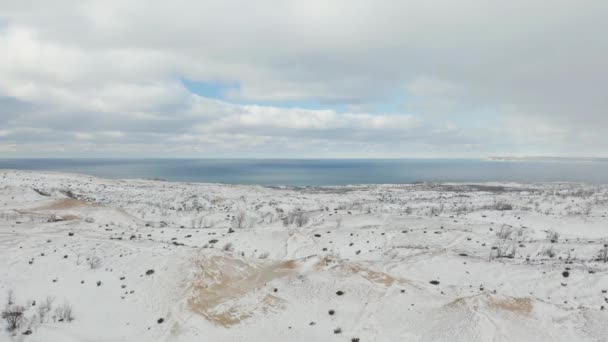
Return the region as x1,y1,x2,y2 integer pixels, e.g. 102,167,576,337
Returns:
1,159,608,186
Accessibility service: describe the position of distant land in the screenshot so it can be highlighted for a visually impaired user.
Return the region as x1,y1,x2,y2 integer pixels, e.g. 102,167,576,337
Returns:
487,156,608,162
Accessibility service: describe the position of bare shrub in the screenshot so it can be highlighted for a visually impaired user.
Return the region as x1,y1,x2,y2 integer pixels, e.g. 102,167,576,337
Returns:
282,208,309,227
483,200,513,211
546,230,559,243
541,246,556,258
6,289,14,306
496,225,514,240
429,204,444,216
258,251,269,259
490,241,517,260
37,296,56,324
582,202,592,216
494,201,513,211
37,296,55,323
233,211,248,228
192,216,215,229
294,211,309,227
454,204,470,216
54,302,74,322
88,255,102,269
597,245,608,262
223,242,233,252
2,305,25,331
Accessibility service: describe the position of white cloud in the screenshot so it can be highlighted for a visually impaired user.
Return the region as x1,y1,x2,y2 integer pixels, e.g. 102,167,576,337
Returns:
0,0,606,157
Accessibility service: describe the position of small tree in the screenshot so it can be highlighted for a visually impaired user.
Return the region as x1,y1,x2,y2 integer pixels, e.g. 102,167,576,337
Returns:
2,305,25,331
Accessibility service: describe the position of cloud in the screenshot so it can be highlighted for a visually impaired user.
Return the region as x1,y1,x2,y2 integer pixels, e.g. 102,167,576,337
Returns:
0,87,464,157
0,0,607,157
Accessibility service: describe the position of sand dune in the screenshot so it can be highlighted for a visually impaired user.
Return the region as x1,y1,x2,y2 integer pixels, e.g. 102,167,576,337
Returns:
1,170,607,341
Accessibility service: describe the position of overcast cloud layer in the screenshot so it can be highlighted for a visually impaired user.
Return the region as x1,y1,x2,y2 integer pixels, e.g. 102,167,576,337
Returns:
1,0,607,158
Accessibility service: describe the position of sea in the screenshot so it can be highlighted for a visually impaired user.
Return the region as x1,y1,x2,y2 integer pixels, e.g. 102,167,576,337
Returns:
1,158,608,186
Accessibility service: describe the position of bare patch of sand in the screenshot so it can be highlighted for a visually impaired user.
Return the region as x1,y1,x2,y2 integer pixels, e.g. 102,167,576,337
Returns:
317,256,410,287
336,264,410,287
487,296,533,315
448,294,533,316
33,198,93,210
188,255,296,327
210,197,227,205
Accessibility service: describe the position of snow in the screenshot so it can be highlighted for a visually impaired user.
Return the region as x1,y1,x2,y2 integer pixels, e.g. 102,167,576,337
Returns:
1,170,607,341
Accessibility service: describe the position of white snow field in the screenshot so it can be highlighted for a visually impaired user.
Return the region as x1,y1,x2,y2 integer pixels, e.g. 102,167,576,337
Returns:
1,170,608,341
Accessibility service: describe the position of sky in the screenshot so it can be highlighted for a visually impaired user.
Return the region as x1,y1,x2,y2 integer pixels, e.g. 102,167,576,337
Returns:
0,0,607,158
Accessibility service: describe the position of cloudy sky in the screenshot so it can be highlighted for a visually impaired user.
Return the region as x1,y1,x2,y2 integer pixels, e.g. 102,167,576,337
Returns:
1,0,606,158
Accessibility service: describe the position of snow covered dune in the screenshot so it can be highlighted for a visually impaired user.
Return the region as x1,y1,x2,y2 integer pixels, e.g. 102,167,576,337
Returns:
1,170,607,341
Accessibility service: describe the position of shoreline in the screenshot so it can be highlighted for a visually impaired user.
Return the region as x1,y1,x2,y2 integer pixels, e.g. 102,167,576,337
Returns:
1,168,606,187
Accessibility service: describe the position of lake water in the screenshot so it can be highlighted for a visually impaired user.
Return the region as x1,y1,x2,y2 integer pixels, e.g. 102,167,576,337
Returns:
1,159,608,186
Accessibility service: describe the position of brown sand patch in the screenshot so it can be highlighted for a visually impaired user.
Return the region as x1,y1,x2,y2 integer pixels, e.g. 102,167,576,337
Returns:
316,257,410,287
336,264,409,287
488,296,533,315
33,199,92,210
188,255,296,327
448,294,533,316
15,209,81,222
210,197,227,205
315,256,335,268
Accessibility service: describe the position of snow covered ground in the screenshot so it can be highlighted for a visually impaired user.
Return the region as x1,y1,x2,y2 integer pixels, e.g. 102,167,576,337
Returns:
1,170,608,341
